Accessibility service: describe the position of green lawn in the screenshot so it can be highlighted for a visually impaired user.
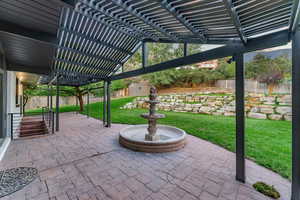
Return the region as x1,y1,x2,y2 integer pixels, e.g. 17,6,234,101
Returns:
28,97,292,180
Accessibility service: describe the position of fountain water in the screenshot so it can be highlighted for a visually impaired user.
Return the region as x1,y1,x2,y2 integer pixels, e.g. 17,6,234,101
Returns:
119,86,186,153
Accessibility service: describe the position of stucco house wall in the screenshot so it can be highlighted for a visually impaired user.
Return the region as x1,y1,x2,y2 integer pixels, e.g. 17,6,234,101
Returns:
0,47,22,160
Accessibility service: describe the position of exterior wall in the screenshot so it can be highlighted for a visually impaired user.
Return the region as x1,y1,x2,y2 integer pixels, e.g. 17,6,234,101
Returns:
216,79,291,94
6,71,22,139
6,71,22,113
25,96,102,110
0,46,15,160
0,43,22,159
128,82,151,96
196,59,218,69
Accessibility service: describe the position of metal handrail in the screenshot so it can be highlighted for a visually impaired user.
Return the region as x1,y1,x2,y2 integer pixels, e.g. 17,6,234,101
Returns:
8,108,55,140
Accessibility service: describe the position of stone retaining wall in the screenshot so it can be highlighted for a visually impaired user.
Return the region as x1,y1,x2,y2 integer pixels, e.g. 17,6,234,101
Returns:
121,93,292,121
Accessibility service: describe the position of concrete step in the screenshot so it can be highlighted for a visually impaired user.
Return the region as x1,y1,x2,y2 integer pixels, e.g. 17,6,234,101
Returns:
19,131,48,137
19,120,48,138
21,123,46,130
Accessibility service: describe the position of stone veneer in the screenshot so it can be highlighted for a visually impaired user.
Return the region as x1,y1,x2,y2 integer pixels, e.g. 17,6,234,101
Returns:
121,92,292,121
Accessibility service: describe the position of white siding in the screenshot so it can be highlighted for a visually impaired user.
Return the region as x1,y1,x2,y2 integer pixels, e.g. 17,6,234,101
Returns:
6,71,22,139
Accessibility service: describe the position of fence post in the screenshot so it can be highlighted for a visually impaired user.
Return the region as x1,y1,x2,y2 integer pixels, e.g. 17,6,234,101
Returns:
56,78,60,132
10,114,13,140
103,81,107,127
87,86,90,118
52,111,55,134
42,107,45,121
107,80,111,128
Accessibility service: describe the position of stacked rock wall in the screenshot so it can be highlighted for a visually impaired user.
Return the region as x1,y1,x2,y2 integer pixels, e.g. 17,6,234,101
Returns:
122,93,292,121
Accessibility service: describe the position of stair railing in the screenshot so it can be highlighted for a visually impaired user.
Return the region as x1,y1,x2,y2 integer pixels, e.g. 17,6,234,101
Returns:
8,108,55,140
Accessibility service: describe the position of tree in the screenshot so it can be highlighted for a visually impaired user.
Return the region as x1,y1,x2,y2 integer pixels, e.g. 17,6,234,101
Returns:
215,57,235,79
58,83,103,112
122,43,202,85
23,84,38,112
23,79,129,112
246,54,291,94
59,80,129,111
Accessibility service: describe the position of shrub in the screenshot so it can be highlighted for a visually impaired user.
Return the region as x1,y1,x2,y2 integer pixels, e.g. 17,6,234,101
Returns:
253,182,280,199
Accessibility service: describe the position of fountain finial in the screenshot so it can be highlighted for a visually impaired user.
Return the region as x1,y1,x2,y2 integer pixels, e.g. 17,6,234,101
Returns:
149,86,157,101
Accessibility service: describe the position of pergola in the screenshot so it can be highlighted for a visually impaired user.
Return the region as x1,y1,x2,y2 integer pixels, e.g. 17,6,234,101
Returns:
0,0,300,199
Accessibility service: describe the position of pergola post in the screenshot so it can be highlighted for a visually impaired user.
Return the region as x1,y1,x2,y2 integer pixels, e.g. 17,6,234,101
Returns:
87,86,90,118
106,80,111,127
292,28,300,200
50,85,53,111
56,78,60,132
142,42,148,68
184,42,188,57
103,81,107,127
20,95,23,114
235,53,245,183
47,85,50,109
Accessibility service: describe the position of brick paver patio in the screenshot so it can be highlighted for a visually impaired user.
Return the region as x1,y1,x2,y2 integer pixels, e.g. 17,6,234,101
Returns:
0,113,291,200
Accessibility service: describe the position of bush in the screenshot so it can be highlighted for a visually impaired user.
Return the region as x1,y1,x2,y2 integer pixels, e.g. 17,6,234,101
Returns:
253,182,280,199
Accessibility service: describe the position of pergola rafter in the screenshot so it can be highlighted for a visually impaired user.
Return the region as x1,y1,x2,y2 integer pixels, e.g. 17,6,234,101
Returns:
80,0,160,41
57,46,123,65
158,0,207,42
58,27,135,55
109,0,181,42
222,0,247,44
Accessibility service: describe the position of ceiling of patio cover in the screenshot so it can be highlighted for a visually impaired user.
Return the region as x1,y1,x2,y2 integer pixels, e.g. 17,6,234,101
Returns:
0,0,66,75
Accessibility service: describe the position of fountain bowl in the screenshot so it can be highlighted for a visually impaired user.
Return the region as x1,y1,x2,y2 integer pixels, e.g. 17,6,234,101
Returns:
119,124,186,153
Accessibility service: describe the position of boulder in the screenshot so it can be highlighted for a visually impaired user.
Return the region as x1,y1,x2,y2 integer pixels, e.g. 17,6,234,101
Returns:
224,112,235,117
199,106,211,114
248,112,267,119
245,106,251,112
260,106,274,114
268,114,282,121
278,95,291,105
284,114,292,121
192,108,199,113
224,106,235,112
250,107,260,113
212,112,223,116
261,96,275,105
275,106,291,115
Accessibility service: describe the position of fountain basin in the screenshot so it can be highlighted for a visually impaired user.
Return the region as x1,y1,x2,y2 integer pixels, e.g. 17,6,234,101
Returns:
140,113,165,119
119,125,186,153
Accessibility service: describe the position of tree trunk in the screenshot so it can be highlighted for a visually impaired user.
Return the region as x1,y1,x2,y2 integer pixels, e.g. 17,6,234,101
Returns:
23,94,29,113
75,86,84,112
268,83,275,95
77,95,84,112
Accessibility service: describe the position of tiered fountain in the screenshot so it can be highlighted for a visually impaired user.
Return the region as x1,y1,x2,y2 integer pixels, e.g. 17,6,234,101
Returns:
119,86,186,153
